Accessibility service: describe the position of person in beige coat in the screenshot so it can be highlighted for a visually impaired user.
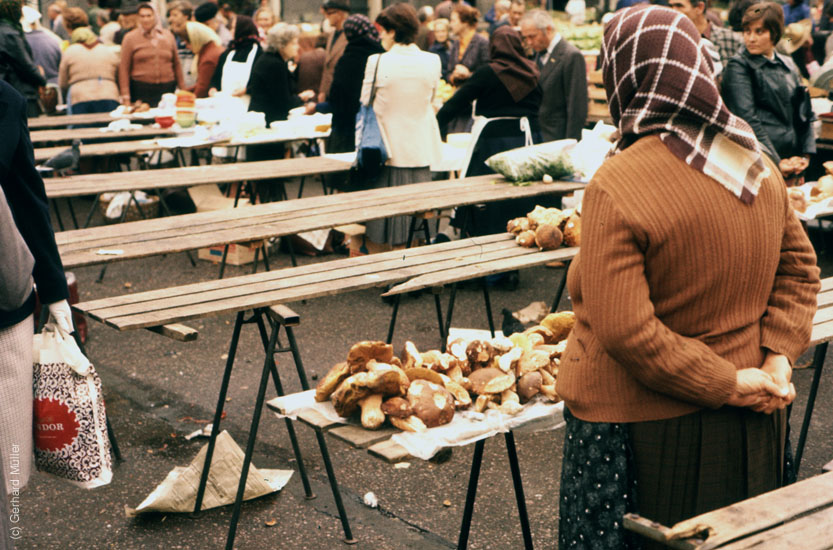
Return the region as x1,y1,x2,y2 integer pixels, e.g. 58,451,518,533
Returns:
58,26,120,113
359,2,442,247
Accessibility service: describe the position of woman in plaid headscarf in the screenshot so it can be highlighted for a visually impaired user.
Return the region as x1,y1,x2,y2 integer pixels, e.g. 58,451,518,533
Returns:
555,5,819,548
0,0,47,116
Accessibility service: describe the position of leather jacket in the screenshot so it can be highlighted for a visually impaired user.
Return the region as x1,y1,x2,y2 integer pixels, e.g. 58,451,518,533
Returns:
0,22,47,102
721,48,815,164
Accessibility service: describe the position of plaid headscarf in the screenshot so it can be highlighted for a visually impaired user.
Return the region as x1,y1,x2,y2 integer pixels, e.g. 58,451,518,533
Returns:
602,5,768,204
343,14,379,43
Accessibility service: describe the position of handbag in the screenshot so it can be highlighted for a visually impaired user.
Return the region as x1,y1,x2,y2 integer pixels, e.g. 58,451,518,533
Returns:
32,323,113,488
353,55,388,179
38,85,59,115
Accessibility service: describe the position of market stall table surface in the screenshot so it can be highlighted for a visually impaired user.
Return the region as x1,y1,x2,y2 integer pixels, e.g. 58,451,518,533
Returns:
33,128,330,163
27,111,155,129
44,155,352,199
55,175,585,269
29,125,177,145
72,233,579,549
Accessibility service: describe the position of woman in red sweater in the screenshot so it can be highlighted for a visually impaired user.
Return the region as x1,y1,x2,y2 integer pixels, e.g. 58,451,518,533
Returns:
184,21,224,98
555,5,820,549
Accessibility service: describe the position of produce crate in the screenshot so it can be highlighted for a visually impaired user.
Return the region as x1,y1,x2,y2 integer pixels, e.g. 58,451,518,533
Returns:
98,193,160,224
587,70,610,120
197,240,267,266
820,115,833,141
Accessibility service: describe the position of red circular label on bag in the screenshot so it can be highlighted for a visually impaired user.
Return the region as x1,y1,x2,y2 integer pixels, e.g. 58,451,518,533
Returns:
34,398,79,452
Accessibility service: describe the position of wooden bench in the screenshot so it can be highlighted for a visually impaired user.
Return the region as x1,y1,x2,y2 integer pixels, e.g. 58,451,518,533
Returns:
44,155,351,199
56,175,584,269
28,112,154,130
74,233,577,548
34,129,328,163
793,276,833,473
30,126,176,145
624,470,833,549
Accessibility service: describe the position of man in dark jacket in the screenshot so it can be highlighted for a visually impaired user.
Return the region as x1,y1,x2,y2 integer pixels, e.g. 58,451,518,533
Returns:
519,10,587,141
0,0,47,117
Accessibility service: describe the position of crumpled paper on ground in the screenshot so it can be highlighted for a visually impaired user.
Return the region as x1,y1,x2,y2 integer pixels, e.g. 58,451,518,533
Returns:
125,430,292,516
101,191,155,220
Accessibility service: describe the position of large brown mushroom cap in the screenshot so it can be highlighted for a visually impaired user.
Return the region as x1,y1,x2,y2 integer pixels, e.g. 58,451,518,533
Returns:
347,341,394,373
468,367,515,395
331,363,403,417
406,380,455,428
315,361,351,402
381,396,413,419
517,371,543,402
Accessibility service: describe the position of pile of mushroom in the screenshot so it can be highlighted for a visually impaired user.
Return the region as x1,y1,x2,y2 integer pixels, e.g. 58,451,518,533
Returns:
508,205,581,250
314,311,576,432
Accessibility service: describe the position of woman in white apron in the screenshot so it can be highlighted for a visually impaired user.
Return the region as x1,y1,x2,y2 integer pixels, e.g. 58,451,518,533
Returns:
208,15,262,109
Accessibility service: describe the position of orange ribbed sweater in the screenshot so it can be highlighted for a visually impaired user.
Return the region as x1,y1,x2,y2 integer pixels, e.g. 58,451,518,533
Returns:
557,136,820,423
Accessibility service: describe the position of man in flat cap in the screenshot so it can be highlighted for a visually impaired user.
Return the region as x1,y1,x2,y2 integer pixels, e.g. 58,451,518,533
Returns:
318,0,350,102
195,1,232,45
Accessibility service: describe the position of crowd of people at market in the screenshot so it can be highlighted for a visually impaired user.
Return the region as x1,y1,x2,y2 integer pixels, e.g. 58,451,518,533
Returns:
0,0,831,548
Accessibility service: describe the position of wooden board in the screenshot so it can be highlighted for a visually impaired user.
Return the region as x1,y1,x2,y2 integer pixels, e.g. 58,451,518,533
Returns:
28,112,154,129
34,130,326,162
367,439,411,463
295,408,339,430
30,126,176,145
718,505,833,550
328,425,397,449
624,471,833,550
73,234,577,331
45,156,351,198
57,176,584,268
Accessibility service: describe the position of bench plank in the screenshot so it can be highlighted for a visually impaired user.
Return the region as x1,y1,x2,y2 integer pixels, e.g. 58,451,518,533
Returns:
45,156,352,198
75,236,577,331
661,471,833,550
30,126,175,145
57,177,583,268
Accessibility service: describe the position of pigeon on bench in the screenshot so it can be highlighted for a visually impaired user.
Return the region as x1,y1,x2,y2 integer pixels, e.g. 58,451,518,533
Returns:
40,139,81,176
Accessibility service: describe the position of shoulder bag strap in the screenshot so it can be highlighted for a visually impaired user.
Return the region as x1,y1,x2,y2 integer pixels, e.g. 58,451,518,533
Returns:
369,54,381,106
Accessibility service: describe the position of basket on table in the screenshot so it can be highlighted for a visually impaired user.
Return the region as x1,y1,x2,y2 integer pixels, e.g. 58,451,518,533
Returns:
98,192,161,224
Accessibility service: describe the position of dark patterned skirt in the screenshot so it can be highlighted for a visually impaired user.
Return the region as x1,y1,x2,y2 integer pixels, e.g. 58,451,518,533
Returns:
559,406,787,550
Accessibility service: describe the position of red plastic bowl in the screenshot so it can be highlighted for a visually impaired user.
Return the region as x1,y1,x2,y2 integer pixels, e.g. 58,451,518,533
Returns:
156,116,175,129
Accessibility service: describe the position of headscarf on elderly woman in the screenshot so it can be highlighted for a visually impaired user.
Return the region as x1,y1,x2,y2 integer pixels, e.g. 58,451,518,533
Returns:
184,21,223,97
602,3,768,203
324,14,386,153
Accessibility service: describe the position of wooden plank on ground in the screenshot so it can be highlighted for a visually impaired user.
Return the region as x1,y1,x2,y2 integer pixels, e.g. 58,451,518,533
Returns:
367,439,411,463
329,425,397,449
660,471,833,550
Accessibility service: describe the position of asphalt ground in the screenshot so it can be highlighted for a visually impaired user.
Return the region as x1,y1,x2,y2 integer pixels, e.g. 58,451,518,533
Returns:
10,187,833,550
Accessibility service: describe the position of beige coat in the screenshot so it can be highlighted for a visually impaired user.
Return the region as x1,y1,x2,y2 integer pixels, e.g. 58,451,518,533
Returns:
360,44,442,168
58,43,120,104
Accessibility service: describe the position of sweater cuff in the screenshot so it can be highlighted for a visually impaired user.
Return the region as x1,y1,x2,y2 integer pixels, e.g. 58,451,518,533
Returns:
699,358,737,409
761,332,810,366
